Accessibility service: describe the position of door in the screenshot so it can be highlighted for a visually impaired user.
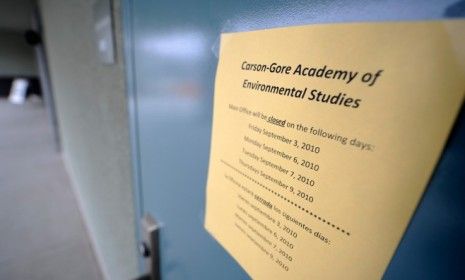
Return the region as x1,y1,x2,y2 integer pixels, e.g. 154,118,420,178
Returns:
123,1,465,279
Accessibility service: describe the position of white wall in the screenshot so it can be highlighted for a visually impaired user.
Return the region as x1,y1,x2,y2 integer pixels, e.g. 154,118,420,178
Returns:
38,0,139,279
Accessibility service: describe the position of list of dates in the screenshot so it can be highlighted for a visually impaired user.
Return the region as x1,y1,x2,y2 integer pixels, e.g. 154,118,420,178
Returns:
224,103,352,273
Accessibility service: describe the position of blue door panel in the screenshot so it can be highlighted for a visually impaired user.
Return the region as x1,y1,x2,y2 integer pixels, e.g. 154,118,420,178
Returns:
125,0,465,279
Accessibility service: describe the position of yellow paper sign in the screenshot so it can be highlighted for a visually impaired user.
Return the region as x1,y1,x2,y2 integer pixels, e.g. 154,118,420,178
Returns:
204,20,465,279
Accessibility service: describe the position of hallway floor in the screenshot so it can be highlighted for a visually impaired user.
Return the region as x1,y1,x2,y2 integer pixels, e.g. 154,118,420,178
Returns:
0,99,102,280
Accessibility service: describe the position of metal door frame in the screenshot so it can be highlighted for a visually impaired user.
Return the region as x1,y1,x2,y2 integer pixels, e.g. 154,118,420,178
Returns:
122,0,146,273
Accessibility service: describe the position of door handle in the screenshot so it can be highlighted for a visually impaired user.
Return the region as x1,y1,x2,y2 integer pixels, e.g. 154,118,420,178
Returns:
138,213,161,280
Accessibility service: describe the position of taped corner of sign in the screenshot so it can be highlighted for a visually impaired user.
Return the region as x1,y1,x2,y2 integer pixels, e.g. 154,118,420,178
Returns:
211,19,235,59
211,37,221,59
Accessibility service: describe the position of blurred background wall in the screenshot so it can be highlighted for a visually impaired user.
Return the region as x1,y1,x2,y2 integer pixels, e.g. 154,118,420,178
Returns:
0,0,37,97
38,0,138,279
0,31,36,77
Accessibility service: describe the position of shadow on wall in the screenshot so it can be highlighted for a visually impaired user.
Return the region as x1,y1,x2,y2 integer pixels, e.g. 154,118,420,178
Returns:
445,0,465,16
